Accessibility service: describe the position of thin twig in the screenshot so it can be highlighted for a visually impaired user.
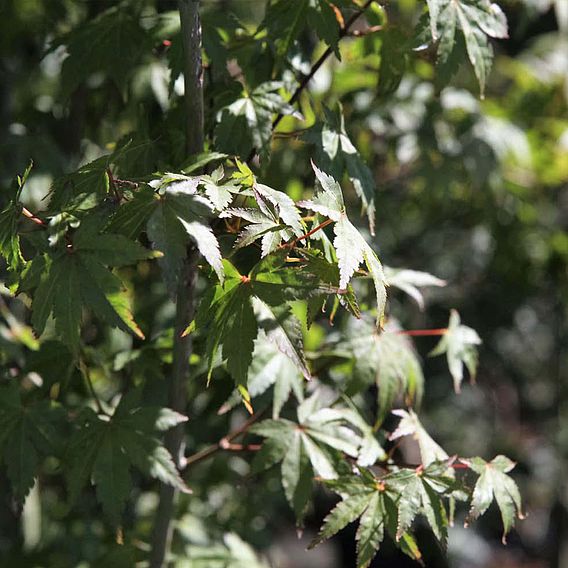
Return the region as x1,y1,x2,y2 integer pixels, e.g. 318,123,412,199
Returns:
396,328,448,337
183,408,267,470
21,207,46,227
272,0,375,131
79,359,107,416
347,24,383,37
282,218,333,249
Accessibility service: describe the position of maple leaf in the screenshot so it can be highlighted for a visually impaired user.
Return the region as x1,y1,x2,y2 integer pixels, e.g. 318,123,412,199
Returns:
310,469,423,568
384,266,446,309
223,181,303,256
57,6,152,98
0,162,33,273
146,173,224,291
426,0,508,95
390,409,449,466
348,318,424,425
386,461,456,550
190,251,328,385
251,392,366,523
215,82,301,159
0,382,64,502
198,165,242,212
27,217,152,350
430,309,482,392
219,332,305,419
304,105,377,233
65,391,189,525
462,455,524,543
298,163,387,324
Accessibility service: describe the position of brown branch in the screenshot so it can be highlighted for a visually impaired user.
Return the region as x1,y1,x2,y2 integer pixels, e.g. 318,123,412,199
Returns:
282,218,333,249
183,408,266,470
396,328,448,337
272,0,376,131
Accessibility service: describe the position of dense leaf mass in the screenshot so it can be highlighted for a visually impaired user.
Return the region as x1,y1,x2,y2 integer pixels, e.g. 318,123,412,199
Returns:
2,0,556,564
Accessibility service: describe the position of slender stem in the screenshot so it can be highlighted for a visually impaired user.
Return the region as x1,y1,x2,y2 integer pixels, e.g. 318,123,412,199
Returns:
149,1,203,566
396,328,448,337
79,359,107,416
272,0,375,130
281,218,333,250
183,409,266,470
21,207,46,227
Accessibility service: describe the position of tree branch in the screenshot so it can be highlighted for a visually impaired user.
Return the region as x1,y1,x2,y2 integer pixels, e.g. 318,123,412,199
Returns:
149,1,203,566
183,409,266,470
272,0,375,130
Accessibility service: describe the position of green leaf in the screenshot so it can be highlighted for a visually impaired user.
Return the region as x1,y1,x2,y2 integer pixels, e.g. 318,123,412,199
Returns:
356,492,386,568
252,299,310,379
28,221,151,348
426,0,508,95
252,392,377,522
311,473,392,568
464,455,524,543
106,187,158,240
53,255,82,350
223,181,303,255
0,383,63,502
299,248,361,324
311,493,370,547
384,266,446,309
298,164,387,324
58,6,151,97
281,430,313,522
215,82,300,160
199,166,241,212
181,151,229,174
377,28,408,99
0,162,33,272
391,466,451,549
66,398,189,524
430,310,482,392
390,409,449,466
264,0,346,55
146,174,224,290
348,319,424,425
48,156,110,211
219,334,304,419
92,433,132,525
193,254,328,384
304,105,376,233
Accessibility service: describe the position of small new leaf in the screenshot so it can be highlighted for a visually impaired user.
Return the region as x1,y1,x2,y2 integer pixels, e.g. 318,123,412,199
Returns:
430,310,482,393
146,174,224,290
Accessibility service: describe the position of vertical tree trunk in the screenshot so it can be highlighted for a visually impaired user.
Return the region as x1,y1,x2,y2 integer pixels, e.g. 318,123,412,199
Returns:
149,2,203,566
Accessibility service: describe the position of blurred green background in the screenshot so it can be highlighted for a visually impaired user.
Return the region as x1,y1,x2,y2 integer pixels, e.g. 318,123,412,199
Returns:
1,0,567,566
